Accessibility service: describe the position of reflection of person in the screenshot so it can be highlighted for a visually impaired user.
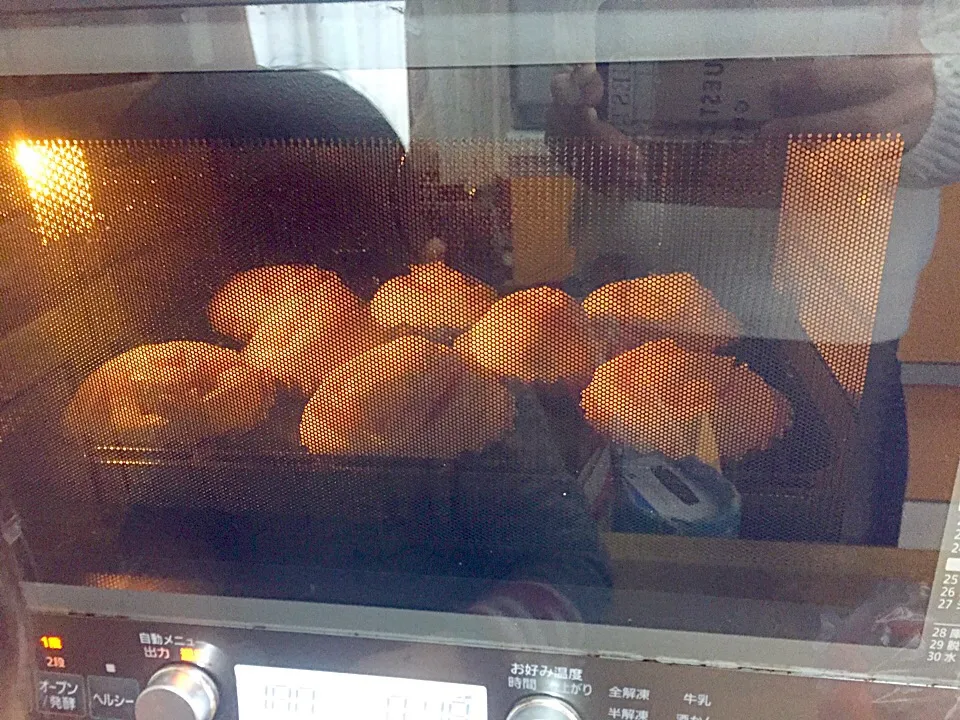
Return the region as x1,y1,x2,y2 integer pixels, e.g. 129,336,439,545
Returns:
0,535,30,720
7,72,612,622
548,41,960,545
116,73,613,620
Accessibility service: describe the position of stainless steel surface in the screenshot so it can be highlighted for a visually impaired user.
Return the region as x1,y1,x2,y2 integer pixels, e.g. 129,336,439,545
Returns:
0,0,289,12
506,695,582,720
0,1,942,78
23,583,960,689
135,664,220,720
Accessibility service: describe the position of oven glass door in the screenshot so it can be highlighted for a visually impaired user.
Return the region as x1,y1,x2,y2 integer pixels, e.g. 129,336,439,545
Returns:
1,0,959,690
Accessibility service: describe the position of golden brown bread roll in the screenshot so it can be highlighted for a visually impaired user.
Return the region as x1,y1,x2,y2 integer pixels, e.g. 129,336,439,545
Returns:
242,293,385,395
64,340,275,447
209,264,358,342
581,339,789,460
454,286,600,386
582,272,741,355
370,261,497,337
300,335,514,458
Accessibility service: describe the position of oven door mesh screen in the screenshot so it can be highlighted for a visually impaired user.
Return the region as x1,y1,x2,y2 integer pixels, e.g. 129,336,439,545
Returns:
0,135,902,548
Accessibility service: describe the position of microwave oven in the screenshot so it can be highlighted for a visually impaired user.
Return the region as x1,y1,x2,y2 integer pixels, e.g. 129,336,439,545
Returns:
2,1,960,718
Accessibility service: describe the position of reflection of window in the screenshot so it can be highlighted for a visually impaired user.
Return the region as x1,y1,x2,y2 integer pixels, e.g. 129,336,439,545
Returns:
245,2,410,146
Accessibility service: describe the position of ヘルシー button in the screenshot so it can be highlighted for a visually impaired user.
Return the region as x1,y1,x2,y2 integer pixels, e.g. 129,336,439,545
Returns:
88,675,140,720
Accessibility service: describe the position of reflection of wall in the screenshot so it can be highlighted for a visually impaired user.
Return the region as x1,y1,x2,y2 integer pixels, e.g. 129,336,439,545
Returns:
408,64,512,139
900,184,960,363
904,385,960,502
0,7,256,74
406,0,513,140
899,186,960,503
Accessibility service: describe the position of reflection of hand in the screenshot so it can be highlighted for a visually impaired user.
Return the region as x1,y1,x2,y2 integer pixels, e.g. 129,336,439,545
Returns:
547,56,936,155
547,64,624,145
546,64,645,188
761,55,935,150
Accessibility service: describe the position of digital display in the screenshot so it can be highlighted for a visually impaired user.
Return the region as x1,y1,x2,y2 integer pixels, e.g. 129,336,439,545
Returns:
234,665,488,720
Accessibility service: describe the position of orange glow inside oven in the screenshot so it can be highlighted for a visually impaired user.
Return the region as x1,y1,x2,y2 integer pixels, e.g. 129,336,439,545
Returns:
13,139,95,244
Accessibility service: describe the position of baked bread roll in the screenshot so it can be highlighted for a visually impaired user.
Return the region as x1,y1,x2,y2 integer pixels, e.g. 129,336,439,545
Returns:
301,335,514,458
209,264,358,342
581,339,789,460
242,293,384,395
370,261,497,337
583,272,741,355
454,286,600,385
65,340,275,447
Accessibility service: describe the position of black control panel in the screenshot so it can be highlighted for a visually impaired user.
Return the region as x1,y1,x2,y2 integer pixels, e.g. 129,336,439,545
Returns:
29,611,960,720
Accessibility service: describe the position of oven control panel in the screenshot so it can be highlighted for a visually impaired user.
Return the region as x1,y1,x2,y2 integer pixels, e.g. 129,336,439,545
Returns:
30,612,958,720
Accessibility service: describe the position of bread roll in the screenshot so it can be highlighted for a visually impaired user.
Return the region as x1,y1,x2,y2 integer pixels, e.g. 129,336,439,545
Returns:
209,264,358,342
370,261,496,337
65,340,275,447
301,335,514,458
455,286,600,385
581,339,789,460
583,272,741,355
242,293,384,395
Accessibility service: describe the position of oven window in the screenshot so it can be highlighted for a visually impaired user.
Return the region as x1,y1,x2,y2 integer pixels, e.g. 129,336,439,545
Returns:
0,49,949,666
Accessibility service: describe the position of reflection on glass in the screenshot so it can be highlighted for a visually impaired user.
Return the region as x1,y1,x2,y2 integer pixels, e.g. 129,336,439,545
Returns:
13,139,95,245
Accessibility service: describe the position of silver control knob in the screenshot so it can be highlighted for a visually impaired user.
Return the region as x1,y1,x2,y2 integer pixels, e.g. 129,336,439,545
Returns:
135,664,219,720
506,696,581,720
